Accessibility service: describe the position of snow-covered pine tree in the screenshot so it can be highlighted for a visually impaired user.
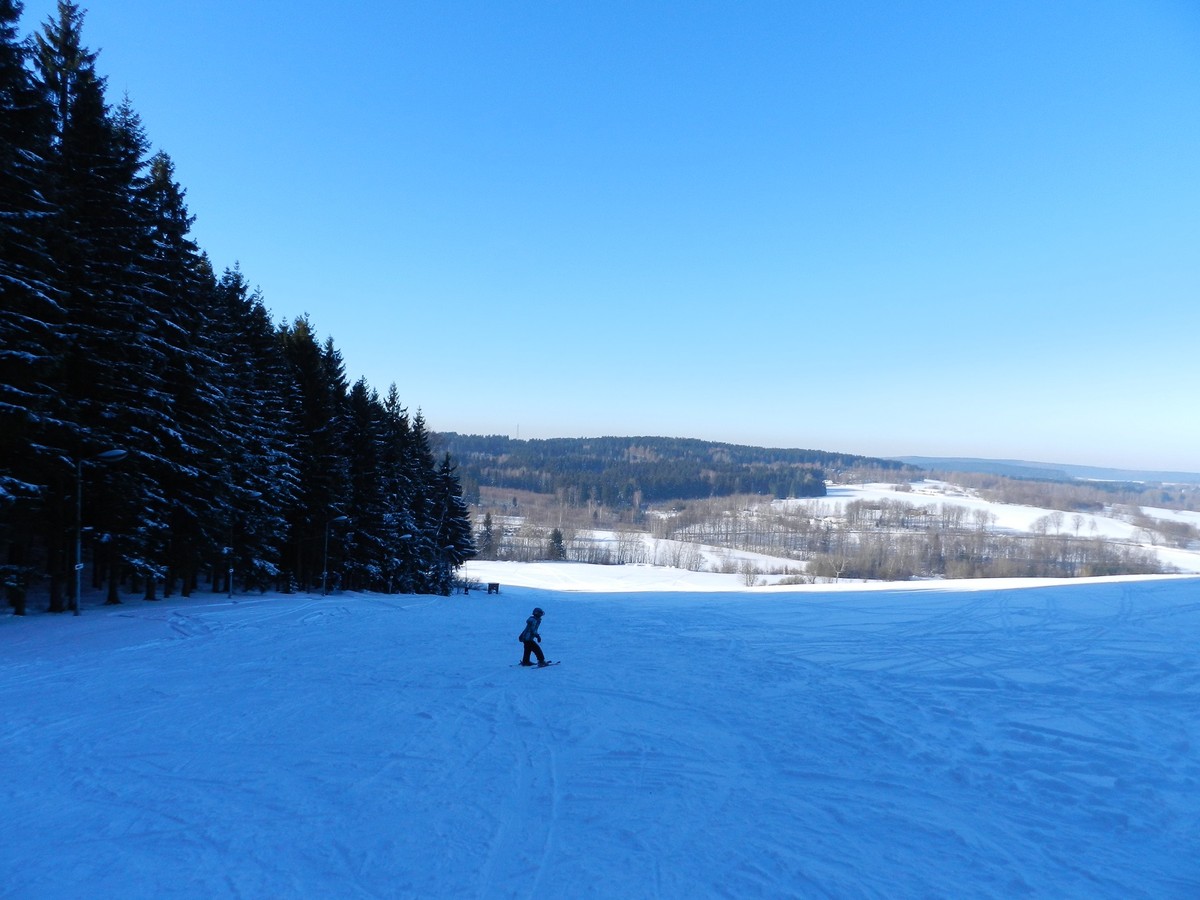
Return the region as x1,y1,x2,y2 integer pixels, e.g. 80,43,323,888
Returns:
404,411,474,594
341,379,389,591
279,316,351,591
32,0,138,610
402,410,439,593
429,452,476,593
211,268,298,594
0,0,57,615
379,384,419,593
138,150,228,601
32,6,210,605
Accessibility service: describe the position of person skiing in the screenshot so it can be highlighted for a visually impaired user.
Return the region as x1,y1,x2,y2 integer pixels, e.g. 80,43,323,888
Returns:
519,607,548,666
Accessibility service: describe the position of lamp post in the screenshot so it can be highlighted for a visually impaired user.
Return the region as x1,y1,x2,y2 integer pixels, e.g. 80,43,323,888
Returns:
228,489,262,599
322,515,349,596
75,448,128,616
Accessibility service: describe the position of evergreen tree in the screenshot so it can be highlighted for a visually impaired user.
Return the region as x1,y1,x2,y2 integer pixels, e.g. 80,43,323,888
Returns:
342,379,388,590
212,268,298,593
32,0,135,610
476,512,494,561
426,452,475,594
547,527,565,561
37,7,194,603
30,5,218,605
279,316,349,590
139,150,225,600
405,411,439,593
0,0,56,614
379,384,418,593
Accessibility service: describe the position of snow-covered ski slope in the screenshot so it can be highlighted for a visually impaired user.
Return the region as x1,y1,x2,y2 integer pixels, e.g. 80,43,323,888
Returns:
3,569,1198,898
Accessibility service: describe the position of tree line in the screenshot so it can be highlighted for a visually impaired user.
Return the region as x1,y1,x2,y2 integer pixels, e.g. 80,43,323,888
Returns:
929,469,1200,515
441,433,913,508
0,1,474,614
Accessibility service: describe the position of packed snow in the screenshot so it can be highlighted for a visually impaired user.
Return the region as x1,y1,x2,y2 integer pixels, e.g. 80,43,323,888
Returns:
3,561,1198,898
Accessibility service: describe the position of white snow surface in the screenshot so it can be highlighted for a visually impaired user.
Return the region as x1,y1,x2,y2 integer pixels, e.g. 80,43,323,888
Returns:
3,566,1199,898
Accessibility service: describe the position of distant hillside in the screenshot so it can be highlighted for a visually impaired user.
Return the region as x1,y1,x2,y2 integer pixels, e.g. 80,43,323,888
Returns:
437,434,916,506
896,457,1200,485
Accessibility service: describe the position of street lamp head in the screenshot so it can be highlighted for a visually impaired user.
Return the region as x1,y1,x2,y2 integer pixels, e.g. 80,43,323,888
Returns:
322,515,350,596
94,448,128,464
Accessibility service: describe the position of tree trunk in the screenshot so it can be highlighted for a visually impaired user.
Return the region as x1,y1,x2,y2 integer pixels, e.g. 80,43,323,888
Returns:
105,572,121,604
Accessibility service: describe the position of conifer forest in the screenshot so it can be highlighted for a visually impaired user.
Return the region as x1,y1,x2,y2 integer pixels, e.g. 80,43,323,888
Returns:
0,1,476,614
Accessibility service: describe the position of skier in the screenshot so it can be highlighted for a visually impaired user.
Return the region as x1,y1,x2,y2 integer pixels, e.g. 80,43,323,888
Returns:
519,607,549,666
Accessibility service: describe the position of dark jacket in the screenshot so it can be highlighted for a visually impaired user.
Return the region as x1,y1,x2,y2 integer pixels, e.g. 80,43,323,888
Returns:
519,614,541,643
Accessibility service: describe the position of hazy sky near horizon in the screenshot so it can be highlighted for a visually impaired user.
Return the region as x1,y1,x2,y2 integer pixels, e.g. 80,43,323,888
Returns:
17,1,1200,471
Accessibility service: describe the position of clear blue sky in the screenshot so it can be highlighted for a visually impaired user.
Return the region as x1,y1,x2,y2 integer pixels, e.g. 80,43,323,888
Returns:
18,1,1200,471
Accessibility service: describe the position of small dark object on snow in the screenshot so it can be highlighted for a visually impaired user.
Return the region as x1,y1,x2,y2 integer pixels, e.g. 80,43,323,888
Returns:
487,582,500,594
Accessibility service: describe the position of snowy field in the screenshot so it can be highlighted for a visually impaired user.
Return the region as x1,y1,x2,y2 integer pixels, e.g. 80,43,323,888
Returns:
3,564,1199,898
790,481,1200,576
537,480,1200,579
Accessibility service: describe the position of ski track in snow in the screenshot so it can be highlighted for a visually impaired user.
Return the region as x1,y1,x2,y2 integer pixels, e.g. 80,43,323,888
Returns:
1,576,1198,898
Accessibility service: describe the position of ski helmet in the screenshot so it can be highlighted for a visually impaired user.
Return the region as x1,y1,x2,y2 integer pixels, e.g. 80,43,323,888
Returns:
532,607,544,618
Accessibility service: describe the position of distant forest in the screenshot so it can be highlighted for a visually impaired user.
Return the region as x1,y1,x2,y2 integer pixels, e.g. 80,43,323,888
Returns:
0,2,474,614
436,434,913,506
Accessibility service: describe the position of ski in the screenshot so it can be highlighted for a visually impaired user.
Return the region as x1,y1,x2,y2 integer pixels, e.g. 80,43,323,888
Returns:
512,661,560,668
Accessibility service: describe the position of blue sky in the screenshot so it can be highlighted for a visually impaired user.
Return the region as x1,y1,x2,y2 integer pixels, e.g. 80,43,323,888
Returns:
18,1,1200,470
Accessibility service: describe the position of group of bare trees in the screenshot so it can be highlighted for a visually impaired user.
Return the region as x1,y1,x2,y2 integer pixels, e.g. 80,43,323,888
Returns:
804,527,1163,581
671,494,1173,580
939,470,1200,515
471,483,1190,582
